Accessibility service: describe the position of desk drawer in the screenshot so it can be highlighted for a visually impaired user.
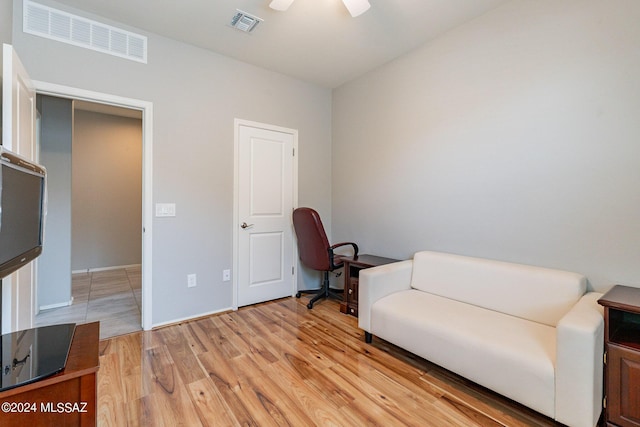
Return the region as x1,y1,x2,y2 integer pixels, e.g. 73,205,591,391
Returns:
346,278,359,305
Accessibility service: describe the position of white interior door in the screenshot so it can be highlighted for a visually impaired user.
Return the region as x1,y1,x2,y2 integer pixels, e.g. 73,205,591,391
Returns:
236,121,297,307
2,44,37,333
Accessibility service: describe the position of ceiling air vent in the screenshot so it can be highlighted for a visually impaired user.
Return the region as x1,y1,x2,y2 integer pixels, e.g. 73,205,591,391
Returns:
230,10,263,33
23,0,147,63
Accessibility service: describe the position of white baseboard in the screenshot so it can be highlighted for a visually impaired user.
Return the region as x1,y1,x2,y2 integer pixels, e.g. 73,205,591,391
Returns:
40,297,73,311
72,264,142,274
151,307,233,330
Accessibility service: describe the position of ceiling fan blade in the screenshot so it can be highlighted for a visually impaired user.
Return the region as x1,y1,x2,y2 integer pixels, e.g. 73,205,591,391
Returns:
269,0,296,11
342,0,371,17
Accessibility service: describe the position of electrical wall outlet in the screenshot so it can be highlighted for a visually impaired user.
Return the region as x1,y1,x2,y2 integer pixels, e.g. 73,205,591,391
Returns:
222,269,231,282
187,273,197,288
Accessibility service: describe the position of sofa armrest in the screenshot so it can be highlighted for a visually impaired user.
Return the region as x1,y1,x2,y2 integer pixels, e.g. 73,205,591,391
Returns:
358,260,413,333
555,291,604,427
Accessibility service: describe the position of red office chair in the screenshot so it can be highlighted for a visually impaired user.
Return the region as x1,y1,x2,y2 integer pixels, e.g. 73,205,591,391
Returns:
292,207,358,309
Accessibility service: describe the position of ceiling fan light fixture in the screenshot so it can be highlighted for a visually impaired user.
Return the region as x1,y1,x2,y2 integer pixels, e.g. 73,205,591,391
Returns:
342,0,371,17
269,0,296,11
269,0,371,17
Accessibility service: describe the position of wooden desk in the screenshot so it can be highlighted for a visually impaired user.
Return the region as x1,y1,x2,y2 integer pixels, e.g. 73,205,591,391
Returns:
598,286,640,427
340,254,399,317
598,285,640,426
0,322,99,427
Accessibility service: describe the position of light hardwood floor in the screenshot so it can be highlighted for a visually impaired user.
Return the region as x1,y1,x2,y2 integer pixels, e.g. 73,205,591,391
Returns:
36,267,142,339
97,297,560,426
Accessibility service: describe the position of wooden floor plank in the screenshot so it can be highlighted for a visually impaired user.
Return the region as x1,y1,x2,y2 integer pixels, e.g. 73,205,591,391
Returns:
160,325,208,386
197,350,259,426
97,352,129,426
115,333,147,403
263,359,364,427
97,297,562,426
187,377,240,427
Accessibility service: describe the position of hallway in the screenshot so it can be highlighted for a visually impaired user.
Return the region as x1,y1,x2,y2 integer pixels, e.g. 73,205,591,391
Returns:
36,266,142,339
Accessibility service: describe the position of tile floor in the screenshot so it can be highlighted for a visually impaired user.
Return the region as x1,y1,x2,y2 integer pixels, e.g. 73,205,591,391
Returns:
35,266,142,340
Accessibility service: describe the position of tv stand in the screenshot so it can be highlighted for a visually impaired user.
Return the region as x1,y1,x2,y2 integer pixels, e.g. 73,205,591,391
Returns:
0,322,99,426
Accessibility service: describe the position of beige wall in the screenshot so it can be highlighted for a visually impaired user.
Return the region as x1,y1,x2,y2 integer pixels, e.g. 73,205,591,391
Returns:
332,0,640,291
72,109,142,271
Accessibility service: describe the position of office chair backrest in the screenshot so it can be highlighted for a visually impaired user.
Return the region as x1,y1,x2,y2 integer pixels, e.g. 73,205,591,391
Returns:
292,207,332,271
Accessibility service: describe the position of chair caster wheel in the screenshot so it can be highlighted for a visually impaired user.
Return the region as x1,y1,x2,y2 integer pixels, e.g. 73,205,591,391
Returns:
307,303,313,309
296,292,301,298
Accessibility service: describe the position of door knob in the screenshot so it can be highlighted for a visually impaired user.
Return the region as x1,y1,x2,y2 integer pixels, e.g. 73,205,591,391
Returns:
241,222,254,229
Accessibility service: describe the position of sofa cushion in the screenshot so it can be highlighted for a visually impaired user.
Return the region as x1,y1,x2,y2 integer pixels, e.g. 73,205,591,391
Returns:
410,251,586,326
371,289,556,417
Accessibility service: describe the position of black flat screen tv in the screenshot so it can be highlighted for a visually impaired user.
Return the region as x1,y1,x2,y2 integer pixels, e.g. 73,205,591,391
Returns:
0,323,76,392
0,147,47,279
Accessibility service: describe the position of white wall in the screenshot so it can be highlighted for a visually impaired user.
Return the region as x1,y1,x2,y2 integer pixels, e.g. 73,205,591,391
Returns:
332,0,640,292
12,0,333,325
72,109,142,271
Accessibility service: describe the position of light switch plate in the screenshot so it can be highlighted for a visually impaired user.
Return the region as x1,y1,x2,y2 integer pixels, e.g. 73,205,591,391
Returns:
155,203,176,217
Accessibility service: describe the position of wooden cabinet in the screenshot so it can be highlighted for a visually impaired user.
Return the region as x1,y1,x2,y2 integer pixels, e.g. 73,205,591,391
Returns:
0,322,99,427
599,286,640,427
340,254,399,317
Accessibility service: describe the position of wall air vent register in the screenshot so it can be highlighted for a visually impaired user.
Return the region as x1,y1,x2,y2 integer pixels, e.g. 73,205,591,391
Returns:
23,0,147,63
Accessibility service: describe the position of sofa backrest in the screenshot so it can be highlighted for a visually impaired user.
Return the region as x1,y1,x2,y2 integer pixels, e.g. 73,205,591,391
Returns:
410,251,586,327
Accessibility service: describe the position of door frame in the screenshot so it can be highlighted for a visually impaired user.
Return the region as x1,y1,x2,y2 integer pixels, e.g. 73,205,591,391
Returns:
33,80,154,330
232,119,298,310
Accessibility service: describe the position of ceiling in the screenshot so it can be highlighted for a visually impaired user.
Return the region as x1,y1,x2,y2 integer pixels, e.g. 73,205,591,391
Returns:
50,0,509,88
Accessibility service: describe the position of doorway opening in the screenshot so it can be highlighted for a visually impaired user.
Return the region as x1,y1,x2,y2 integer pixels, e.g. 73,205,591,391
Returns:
31,81,153,335
35,97,144,339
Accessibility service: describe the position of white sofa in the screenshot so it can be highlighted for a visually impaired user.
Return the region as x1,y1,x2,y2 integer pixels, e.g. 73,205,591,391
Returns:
359,251,604,427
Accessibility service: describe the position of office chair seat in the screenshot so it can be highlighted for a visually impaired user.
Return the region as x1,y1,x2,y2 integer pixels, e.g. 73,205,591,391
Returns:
292,207,358,309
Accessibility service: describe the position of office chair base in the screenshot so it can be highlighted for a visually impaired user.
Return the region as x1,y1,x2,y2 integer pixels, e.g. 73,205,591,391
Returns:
295,271,343,309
